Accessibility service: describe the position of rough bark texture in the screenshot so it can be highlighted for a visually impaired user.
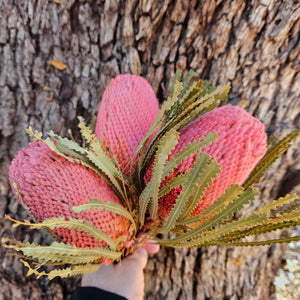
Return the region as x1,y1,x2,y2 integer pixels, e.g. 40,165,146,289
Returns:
0,0,299,299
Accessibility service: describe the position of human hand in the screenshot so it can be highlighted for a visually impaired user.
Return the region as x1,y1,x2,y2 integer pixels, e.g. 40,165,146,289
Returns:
81,243,160,300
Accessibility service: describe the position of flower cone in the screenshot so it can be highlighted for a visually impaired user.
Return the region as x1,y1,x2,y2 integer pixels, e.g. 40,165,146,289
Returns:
95,74,159,177
9,140,130,251
157,105,267,219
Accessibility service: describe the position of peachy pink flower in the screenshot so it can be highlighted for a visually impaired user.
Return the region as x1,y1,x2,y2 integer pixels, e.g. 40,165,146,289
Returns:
9,74,267,253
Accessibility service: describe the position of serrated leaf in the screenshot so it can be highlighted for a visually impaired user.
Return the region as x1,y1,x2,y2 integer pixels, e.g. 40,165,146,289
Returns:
159,153,218,233
54,138,117,192
178,82,201,110
48,263,101,280
85,150,126,201
171,90,220,132
14,241,121,260
193,214,267,247
77,116,97,143
202,85,230,113
253,193,299,215
27,128,97,179
176,215,211,226
55,138,100,170
149,130,180,219
73,199,136,233
43,217,117,250
158,173,188,199
5,215,118,250
271,210,300,223
280,201,300,215
77,117,125,182
133,84,183,181
170,70,182,98
162,131,218,178
138,129,179,224
217,235,300,247
179,157,221,220
144,91,220,167
36,127,127,205
219,220,299,243
137,89,184,180
21,260,100,279
159,214,266,248
243,128,300,189
32,251,102,265
26,127,58,155
183,69,196,83
158,185,255,245
138,182,154,227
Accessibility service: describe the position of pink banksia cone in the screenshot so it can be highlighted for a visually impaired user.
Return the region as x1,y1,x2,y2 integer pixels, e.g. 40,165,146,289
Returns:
9,141,130,252
158,105,267,218
95,74,159,176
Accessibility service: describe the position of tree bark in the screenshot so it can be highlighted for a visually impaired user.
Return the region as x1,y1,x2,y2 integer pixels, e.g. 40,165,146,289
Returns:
0,0,299,299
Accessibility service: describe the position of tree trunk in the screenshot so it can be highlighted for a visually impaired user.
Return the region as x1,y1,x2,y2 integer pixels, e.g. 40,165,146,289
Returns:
0,0,299,299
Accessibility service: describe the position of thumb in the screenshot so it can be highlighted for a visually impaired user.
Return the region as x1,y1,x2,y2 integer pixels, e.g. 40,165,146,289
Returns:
127,247,148,269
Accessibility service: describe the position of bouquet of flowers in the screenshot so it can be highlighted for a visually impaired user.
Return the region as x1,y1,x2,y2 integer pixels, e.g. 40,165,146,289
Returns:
3,71,300,279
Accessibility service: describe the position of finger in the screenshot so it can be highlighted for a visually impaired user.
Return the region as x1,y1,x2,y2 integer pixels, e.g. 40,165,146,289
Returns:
143,242,160,254
129,247,148,269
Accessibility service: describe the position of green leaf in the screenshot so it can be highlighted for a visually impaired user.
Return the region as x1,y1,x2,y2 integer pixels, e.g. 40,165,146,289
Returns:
271,210,300,223
159,153,217,233
47,264,101,280
85,150,127,201
73,199,137,233
38,217,117,250
77,117,125,181
243,128,300,189
138,181,154,227
77,116,97,143
170,70,182,98
138,129,179,224
158,214,266,248
171,90,220,132
193,214,267,247
48,127,127,205
217,235,300,247
203,85,230,113
203,198,300,244
5,240,121,264
24,241,120,260
176,215,210,226
137,90,184,179
158,173,188,199
7,215,117,250
21,260,101,279
133,91,182,187
26,127,65,160
253,193,299,215
180,70,196,97
178,82,201,110
158,185,256,245
279,201,300,215
162,131,218,178
179,157,221,220
219,220,299,243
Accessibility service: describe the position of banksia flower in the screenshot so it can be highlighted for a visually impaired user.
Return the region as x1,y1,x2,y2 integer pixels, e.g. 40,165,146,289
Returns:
95,74,159,176
9,140,130,251
157,105,267,219
4,71,300,279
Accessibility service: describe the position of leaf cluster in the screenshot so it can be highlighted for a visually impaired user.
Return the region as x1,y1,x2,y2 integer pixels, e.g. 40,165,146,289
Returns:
133,70,230,190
